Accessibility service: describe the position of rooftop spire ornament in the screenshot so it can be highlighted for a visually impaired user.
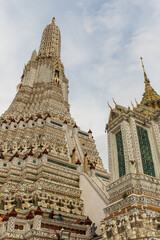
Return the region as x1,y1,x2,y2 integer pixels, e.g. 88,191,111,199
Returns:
107,101,112,110
112,98,117,106
140,56,149,84
52,17,55,24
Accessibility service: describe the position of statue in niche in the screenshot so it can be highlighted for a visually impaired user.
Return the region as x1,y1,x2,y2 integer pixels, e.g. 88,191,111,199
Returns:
22,191,32,209
38,191,48,208
33,194,38,207
91,223,98,238
54,69,59,78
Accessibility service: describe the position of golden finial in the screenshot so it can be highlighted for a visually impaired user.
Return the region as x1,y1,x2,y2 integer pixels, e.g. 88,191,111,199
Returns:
131,101,135,109
140,56,149,83
112,98,117,106
107,102,112,110
17,82,22,91
135,98,139,106
52,17,55,24
140,56,145,74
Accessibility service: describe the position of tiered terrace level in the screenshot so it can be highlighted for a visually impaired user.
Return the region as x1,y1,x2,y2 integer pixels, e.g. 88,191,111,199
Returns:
0,18,109,239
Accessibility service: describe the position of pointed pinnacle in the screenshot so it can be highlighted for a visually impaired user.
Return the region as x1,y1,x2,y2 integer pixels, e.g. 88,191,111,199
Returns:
131,101,135,109
140,57,149,83
112,98,117,106
107,101,112,110
52,17,55,24
135,98,139,106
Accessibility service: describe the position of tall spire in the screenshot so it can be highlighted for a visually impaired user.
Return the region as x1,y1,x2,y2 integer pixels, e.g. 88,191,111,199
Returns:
3,18,69,118
140,57,149,83
140,57,152,92
140,57,160,107
38,17,61,59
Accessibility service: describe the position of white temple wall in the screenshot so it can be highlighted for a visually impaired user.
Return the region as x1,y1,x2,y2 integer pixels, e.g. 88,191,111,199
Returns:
80,173,107,234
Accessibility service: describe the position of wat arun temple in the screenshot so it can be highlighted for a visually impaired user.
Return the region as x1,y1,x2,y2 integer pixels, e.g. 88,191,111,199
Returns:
0,18,159,240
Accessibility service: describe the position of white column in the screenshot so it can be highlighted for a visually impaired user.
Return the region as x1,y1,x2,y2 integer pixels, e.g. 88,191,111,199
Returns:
121,120,136,174
129,117,143,174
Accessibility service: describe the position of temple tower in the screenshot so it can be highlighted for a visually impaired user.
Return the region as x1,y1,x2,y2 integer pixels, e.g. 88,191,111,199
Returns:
0,19,109,239
101,58,160,239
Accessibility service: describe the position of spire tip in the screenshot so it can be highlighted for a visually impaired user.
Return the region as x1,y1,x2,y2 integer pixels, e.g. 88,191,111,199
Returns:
52,17,55,24
140,56,149,83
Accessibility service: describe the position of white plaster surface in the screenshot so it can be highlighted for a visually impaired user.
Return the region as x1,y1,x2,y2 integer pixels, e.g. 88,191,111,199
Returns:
80,173,107,234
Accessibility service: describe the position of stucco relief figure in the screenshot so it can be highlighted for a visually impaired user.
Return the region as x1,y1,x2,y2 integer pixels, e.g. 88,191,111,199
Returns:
21,140,28,153
2,142,8,155
4,192,14,210
149,217,156,237
130,160,137,173
22,191,32,209
33,194,38,206
91,223,97,238
111,218,121,240
135,213,144,238
32,139,38,151
100,221,108,239
140,211,154,237
50,196,60,211
124,210,136,239
12,141,18,154
38,191,48,208
155,217,160,235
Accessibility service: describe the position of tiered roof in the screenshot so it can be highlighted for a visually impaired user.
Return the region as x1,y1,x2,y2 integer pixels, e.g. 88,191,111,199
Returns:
107,57,160,125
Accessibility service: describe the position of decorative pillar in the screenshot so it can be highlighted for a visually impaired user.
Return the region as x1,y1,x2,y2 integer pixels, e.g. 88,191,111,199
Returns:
33,215,42,230
33,206,43,230
121,121,136,174
0,222,7,234
7,217,16,232
84,153,88,174
130,117,143,174
7,208,17,232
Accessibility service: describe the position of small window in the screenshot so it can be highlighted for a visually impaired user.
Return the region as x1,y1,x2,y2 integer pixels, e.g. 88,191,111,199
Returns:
18,162,21,166
55,69,59,78
3,163,6,167
33,160,36,164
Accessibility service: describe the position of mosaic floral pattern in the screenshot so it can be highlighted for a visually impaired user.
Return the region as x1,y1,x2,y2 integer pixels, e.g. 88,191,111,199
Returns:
137,126,155,177
116,131,126,177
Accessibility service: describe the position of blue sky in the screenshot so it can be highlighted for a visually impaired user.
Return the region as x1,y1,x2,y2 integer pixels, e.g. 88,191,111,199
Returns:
0,0,160,170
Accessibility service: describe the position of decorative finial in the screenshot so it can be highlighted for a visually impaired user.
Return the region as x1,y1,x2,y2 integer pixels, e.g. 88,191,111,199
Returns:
131,101,135,109
140,57,149,83
135,98,139,106
52,17,55,24
112,98,117,106
107,102,112,110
